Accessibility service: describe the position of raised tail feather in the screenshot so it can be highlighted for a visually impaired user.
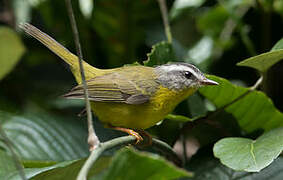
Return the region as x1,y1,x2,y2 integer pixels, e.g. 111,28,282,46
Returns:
19,23,99,82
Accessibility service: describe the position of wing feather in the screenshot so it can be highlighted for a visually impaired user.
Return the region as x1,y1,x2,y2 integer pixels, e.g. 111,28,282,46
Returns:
63,69,158,104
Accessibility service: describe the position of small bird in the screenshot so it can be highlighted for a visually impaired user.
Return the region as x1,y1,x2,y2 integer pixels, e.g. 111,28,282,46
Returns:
20,23,218,143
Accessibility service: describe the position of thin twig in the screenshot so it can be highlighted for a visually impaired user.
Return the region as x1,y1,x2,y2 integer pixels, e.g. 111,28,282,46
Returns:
77,136,181,180
157,0,172,43
0,124,26,180
65,0,100,151
151,138,182,166
250,76,263,90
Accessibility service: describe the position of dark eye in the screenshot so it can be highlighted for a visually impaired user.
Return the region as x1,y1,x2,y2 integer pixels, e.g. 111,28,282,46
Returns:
184,71,193,79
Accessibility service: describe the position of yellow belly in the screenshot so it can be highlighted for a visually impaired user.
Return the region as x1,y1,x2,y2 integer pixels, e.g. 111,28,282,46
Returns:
91,86,196,129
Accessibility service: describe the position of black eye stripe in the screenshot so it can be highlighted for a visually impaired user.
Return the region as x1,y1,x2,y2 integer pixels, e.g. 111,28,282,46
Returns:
184,71,193,79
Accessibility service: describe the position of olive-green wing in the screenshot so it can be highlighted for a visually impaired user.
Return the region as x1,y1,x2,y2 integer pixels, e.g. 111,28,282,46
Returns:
63,71,158,105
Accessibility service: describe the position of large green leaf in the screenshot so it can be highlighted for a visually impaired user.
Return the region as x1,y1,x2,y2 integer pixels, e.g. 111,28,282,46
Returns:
213,127,283,172
4,157,110,180
29,157,111,180
237,38,283,72
199,75,283,133
98,147,192,180
0,110,88,161
0,27,25,80
9,160,75,180
7,147,190,180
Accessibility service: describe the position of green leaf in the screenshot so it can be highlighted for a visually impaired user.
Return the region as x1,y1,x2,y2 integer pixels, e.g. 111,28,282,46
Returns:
99,148,192,180
0,27,25,80
271,37,283,51
237,37,283,72
187,155,283,180
199,75,283,133
0,150,18,179
23,160,57,168
165,114,193,122
10,160,76,180
144,41,175,66
5,156,110,180
237,49,283,72
0,110,88,161
213,127,283,172
30,157,111,180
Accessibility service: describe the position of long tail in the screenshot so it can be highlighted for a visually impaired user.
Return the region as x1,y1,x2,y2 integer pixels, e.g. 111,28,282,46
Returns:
19,23,98,83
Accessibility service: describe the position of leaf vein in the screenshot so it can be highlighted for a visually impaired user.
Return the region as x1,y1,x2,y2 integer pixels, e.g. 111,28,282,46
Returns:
250,142,257,169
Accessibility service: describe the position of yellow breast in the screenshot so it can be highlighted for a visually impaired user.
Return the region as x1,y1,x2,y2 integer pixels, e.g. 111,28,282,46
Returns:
91,85,196,129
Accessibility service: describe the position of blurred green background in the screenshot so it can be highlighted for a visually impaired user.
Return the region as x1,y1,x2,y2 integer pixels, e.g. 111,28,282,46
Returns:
1,0,283,115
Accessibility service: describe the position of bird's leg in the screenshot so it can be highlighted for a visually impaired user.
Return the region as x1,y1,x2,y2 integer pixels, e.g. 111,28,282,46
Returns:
136,130,152,146
105,124,143,144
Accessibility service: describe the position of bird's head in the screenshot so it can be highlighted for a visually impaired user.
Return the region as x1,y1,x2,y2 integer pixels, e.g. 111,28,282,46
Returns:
155,63,218,91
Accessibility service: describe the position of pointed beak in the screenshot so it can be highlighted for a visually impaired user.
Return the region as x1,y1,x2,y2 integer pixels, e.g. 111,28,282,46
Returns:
201,78,219,86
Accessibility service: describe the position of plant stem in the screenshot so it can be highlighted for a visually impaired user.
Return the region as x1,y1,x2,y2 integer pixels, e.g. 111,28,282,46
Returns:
65,0,100,151
250,76,263,90
77,136,181,180
157,0,172,43
0,124,26,180
258,0,273,94
151,138,182,166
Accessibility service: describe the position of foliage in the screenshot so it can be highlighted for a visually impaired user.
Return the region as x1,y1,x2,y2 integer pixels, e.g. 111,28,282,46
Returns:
97,148,191,180
143,41,175,66
237,48,283,72
214,127,283,172
0,110,89,161
1,0,283,179
0,27,25,80
199,75,283,132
